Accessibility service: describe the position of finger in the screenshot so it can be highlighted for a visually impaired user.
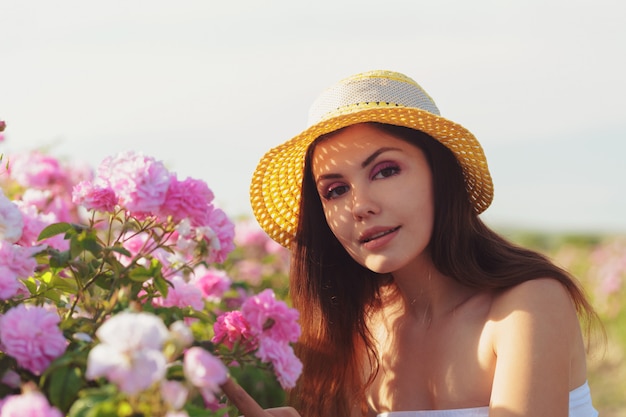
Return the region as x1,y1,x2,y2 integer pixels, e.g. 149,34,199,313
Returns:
266,407,301,417
221,377,272,417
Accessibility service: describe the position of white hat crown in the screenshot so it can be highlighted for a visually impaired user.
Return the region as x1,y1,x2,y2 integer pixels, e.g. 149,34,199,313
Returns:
308,70,440,126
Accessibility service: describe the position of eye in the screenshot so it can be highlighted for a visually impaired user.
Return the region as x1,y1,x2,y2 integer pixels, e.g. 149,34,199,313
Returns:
371,161,400,180
321,182,349,200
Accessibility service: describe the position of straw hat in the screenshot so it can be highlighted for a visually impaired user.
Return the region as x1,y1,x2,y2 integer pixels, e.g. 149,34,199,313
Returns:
250,70,493,247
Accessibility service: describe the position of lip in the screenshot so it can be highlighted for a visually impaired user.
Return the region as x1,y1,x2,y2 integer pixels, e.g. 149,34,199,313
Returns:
359,225,401,245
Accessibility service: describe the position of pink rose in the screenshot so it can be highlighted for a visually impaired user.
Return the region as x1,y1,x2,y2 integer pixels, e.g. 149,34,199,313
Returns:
0,305,67,375
7,152,68,189
152,276,204,311
255,338,302,389
212,310,257,351
183,347,227,404
96,151,171,216
72,180,117,213
15,203,68,251
0,390,63,417
194,267,231,301
86,312,169,395
0,266,20,300
20,189,74,223
0,191,23,243
203,206,235,263
242,289,301,344
161,380,189,411
0,240,41,279
160,175,214,226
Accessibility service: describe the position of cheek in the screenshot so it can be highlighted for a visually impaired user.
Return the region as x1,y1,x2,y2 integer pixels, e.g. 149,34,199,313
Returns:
323,205,352,242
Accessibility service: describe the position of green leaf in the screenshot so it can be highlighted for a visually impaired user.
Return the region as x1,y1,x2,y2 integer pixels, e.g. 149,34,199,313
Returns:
166,363,185,380
93,272,115,290
107,245,132,258
153,274,171,298
128,265,154,282
49,249,71,268
38,222,73,241
46,364,85,412
67,386,119,417
21,277,39,295
70,259,92,282
41,287,63,303
40,271,78,293
81,234,103,257
70,236,84,259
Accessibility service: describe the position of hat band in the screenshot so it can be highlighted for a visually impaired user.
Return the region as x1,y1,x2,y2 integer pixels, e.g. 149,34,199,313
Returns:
307,74,441,126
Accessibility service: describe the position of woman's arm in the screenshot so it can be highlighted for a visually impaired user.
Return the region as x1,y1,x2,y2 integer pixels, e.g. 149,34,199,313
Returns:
220,377,302,417
488,278,584,417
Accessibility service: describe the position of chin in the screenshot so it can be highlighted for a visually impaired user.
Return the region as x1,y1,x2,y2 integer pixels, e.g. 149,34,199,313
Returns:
363,257,401,275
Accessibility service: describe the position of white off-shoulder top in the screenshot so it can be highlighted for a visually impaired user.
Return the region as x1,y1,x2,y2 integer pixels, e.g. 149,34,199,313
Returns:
377,381,597,417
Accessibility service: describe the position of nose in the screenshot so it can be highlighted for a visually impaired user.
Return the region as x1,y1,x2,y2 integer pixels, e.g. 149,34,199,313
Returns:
351,187,379,221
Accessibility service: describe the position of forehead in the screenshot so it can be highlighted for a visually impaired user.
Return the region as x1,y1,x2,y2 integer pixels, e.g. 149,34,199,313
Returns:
313,123,408,155
311,124,415,170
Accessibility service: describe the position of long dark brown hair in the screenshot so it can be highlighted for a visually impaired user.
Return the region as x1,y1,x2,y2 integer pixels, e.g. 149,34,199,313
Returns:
288,122,598,417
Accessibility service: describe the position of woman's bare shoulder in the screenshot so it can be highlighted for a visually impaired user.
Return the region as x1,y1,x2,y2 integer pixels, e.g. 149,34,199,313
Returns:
486,280,589,407
490,277,576,318
487,277,581,352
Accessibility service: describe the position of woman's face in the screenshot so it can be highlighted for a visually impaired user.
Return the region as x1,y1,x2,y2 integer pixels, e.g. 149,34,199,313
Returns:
311,123,435,274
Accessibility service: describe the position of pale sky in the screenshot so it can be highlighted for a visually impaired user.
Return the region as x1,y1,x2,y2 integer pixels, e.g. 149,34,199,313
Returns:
2,0,625,233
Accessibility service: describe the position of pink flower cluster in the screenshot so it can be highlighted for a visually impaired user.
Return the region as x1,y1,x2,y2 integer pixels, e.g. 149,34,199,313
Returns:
0,190,23,244
183,347,228,404
152,276,206,311
0,240,43,300
85,311,227,406
72,151,235,264
194,266,232,301
6,152,75,191
0,150,88,251
0,144,300,411
148,267,233,313
0,153,70,379
86,311,170,394
213,289,302,388
212,310,257,352
0,305,67,375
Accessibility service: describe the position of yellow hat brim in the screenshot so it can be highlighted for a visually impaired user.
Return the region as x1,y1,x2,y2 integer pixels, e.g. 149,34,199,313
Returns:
250,106,493,248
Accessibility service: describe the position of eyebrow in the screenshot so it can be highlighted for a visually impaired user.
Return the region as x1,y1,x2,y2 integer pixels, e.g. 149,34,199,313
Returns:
361,147,401,168
316,147,402,182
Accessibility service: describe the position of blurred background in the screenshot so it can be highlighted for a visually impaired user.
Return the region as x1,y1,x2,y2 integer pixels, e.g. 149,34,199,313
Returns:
1,0,625,414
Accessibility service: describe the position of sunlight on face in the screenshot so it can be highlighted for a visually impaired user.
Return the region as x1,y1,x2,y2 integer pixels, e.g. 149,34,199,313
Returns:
311,124,435,274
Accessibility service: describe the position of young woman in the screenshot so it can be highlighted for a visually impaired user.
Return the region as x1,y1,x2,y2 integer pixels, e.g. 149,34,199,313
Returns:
222,70,600,417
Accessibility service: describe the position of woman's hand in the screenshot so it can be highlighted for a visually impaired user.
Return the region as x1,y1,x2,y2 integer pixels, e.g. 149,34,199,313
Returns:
264,408,301,417
220,377,301,417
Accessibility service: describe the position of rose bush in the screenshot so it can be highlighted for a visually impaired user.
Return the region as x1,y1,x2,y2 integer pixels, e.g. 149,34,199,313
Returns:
0,126,300,417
